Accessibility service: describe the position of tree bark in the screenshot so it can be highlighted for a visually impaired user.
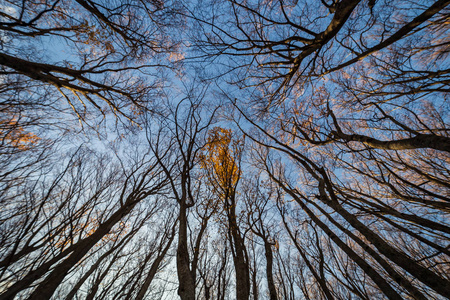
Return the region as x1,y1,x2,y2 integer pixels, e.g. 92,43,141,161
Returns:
226,193,250,300
177,202,196,300
263,240,278,300
333,131,450,152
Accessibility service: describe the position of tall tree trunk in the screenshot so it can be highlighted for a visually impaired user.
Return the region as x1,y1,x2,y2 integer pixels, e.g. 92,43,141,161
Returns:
177,202,196,300
227,194,250,300
263,240,278,300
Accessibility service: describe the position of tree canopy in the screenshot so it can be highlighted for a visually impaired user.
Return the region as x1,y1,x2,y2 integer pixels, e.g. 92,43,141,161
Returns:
0,0,449,299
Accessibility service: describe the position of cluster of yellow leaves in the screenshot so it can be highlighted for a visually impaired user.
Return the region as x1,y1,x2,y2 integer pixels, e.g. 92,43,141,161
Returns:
74,20,116,54
0,118,40,150
200,127,242,193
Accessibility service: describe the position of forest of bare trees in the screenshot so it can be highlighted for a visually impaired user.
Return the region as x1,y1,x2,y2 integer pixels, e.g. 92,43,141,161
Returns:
0,0,449,299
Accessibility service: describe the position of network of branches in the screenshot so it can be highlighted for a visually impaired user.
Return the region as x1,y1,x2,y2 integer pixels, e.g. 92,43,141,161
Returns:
0,0,449,299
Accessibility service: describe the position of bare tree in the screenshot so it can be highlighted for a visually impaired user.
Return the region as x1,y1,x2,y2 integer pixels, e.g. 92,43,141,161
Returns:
147,89,218,300
191,1,450,298
0,145,168,299
1,1,448,299
1,0,183,132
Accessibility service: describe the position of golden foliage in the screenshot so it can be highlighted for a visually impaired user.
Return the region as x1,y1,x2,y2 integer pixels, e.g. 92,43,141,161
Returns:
0,118,40,150
200,127,243,194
